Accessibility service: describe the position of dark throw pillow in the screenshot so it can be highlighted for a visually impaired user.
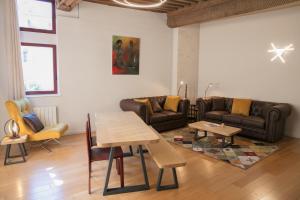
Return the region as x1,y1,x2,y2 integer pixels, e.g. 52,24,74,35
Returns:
23,113,44,133
212,97,225,111
150,98,163,113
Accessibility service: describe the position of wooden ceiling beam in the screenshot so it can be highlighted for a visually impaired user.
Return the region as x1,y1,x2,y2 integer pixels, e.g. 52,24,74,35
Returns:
167,0,300,28
56,0,81,11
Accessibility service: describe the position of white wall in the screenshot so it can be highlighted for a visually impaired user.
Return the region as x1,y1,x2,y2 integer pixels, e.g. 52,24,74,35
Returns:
198,6,300,138
26,2,173,133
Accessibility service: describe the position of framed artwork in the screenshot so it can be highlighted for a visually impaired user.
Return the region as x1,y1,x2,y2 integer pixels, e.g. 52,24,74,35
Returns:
112,35,140,75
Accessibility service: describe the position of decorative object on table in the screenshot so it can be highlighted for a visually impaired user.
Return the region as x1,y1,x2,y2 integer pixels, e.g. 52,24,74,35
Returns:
196,96,292,142
112,35,140,75
188,104,198,122
174,135,183,142
4,119,20,139
177,81,187,98
5,98,68,152
1,135,28,165
162,127,279,170
120,96,190,132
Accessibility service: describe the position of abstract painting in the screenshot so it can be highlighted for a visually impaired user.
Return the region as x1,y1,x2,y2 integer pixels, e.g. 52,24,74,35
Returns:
112,35,140,75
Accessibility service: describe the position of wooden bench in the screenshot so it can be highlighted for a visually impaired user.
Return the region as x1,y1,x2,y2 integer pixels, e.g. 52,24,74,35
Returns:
146,129,187,191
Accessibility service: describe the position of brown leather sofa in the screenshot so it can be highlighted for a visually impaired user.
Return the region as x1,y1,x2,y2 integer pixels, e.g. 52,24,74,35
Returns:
196,97,292,142
120,96,190,132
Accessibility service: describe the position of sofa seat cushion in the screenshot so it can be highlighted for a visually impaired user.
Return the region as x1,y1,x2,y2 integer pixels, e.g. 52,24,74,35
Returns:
205,111,228,121
150,111,183,124
223,114,244,124
241,116,265,129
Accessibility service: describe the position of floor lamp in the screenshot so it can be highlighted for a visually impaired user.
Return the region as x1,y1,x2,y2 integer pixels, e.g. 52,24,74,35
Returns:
177,81,187,99
204,83,214,98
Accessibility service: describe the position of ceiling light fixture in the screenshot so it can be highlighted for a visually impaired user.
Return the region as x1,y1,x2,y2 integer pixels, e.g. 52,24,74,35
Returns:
268,43,295,63
112,0,167,8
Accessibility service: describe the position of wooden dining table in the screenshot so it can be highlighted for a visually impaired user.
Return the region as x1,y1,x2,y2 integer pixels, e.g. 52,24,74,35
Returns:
95,111,160,196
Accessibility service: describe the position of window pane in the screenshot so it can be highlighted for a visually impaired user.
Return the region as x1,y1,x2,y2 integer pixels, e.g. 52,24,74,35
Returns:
17,0,53,31
21,45,56,94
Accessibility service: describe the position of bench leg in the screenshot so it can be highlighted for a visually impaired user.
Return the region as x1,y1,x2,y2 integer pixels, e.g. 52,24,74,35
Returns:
156,168,179,191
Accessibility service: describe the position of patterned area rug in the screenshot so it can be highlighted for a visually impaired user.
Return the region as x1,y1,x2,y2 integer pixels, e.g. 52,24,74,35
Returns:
161,127,279,170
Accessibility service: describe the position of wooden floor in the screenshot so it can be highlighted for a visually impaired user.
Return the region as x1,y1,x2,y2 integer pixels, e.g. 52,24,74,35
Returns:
0,134,300,200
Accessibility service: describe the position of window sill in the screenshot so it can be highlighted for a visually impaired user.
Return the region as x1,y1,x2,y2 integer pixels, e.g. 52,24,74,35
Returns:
26,93,61,98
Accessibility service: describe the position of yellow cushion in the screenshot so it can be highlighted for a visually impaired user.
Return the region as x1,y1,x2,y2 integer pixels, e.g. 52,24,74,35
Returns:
231,98,252,116
134,99,153,115
164,96,181,112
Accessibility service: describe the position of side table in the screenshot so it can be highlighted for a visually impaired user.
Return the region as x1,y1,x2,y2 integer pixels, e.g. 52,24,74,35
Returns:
188,104,198,122
1,135,28,165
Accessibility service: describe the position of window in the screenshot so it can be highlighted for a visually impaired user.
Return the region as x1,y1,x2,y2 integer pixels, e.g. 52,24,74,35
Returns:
17,0,56,34
21,43,58,95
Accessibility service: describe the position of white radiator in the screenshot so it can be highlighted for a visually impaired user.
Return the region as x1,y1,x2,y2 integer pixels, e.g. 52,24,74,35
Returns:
33,106,57,127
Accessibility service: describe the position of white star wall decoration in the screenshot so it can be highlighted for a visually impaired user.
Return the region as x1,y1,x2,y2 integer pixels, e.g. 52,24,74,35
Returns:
268,43,295,63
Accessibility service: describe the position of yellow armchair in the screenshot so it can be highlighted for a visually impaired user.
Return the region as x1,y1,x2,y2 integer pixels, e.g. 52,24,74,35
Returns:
5,98,68,143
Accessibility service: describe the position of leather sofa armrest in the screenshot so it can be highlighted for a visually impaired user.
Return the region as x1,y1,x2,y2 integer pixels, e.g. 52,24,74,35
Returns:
266,103,292,122
196,98,212,121
178,99,190,117
120,99,150,124
265,103,292,142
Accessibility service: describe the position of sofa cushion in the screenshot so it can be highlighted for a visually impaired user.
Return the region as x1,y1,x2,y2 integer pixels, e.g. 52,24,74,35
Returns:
150,98,163,113
155,96,166,108
164,96,181,112
223,114,243,124
134,98,154,115
205,111,228,121
150,111,183,123
212,97,225,111
225,98,233,112
23,113,44,133
242,116,265,129
231,98,252,116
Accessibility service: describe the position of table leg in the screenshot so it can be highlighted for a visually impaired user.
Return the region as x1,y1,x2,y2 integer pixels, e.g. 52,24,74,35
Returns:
103,145,150,196
4,144,27,165
221,137,226,148
222,136,234,148
18,144,26,162
123,145,134,157
138,145,149,189
4,144,11,165
194,130,207,141
22,143,28,156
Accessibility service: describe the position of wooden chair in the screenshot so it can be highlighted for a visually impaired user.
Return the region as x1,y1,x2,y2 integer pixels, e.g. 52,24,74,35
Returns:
86,114,124,194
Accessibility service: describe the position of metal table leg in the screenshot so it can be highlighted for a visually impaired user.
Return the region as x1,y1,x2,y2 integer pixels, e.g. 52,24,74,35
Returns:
123,145,134,157
222,135,235,148
4,143,27,165
194,130,207,141
103,145,150,196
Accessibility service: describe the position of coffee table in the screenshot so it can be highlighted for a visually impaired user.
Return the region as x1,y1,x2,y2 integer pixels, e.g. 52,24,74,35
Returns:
189,121,242,147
